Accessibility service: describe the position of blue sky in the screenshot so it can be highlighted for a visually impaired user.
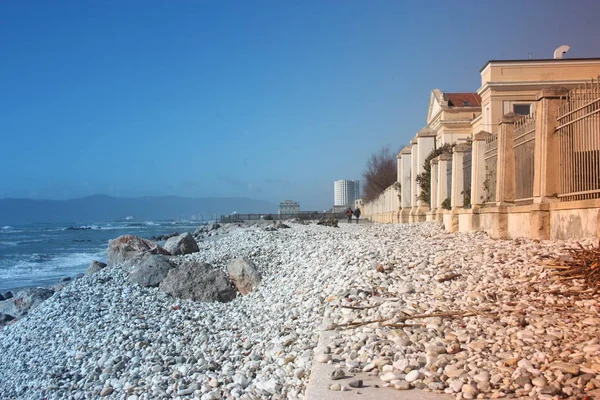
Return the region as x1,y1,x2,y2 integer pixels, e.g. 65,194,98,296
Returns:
1,1,600,210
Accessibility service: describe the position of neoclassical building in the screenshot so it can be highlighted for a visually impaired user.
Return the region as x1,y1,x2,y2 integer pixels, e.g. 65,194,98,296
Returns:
363,55,600,239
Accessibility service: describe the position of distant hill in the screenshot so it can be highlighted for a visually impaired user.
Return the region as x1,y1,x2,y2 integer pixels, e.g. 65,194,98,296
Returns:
0,195,277,224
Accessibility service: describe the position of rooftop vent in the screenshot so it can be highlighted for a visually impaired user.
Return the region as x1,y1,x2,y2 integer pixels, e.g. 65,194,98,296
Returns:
554,45,570,59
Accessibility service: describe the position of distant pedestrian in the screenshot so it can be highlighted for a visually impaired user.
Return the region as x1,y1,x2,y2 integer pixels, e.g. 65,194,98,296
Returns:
354,207,361,224
346,207,353,223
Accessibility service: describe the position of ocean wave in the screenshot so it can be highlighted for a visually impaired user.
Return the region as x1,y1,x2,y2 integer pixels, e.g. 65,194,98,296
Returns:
0,226,23,234
30,253,54,263
98,225,130,230
0,241,18,246
0,250,106,281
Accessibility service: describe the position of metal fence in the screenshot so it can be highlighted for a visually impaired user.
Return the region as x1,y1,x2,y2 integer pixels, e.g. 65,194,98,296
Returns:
219,212,347,223
556,77,600,201
513,112,536,205
462,149,472,207
484,133,498,203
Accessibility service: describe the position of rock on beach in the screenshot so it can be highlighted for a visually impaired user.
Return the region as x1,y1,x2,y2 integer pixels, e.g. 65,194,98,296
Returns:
1,221,600,400
128,254,174,287
0,287,54,319
86,260,107,275
163,232,200,255
158,260,237,302
107,234,171,266
227,257,262,295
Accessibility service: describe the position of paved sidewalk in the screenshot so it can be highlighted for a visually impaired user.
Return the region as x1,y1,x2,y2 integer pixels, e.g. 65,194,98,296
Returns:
305,318,452,400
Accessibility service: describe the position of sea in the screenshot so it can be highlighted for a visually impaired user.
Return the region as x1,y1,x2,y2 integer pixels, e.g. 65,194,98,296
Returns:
0,220,204,292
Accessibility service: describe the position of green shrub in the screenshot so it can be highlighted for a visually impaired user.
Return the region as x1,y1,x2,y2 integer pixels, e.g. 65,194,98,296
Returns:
441,198,451,210
415,143,454,206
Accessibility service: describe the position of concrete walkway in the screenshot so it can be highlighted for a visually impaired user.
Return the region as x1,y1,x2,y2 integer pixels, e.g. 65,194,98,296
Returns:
305,318,452,400
305,318,600,400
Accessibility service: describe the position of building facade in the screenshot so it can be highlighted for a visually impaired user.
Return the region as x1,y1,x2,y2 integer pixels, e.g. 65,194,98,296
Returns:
334,180,360,207
362,54,600,240
278,200,300,215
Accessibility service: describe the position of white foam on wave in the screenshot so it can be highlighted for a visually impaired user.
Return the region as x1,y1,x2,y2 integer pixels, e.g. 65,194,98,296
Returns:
0,250,106,281
98,225,128,230
0,226,22,234
0,241,18,246
144,221,158,226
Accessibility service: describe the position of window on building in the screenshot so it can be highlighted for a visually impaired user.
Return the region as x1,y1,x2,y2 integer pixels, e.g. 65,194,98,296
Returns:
513,104,531,115
463,101,470,106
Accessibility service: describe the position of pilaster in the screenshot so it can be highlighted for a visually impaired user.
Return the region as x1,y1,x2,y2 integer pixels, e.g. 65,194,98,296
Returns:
533,87,569,204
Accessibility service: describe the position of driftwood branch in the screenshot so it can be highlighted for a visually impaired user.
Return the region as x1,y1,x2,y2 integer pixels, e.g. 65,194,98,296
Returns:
328,310,475,330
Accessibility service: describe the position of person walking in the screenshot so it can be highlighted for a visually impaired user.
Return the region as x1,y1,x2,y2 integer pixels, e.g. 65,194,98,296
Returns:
346,207,353,223
354,207,361,224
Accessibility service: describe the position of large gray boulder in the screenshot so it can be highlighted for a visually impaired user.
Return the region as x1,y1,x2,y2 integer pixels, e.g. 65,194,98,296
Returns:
129,255,174,287
164,232,199,256
159,261,236,302
227,257,262,295
86,260,107,275
0,287,54,318
0,312,15,327
107,235,171,267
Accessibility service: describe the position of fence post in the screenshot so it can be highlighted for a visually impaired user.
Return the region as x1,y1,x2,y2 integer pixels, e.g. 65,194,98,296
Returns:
496,113,520,206
471,131,491,207
451,143,471,209
533,87,569,203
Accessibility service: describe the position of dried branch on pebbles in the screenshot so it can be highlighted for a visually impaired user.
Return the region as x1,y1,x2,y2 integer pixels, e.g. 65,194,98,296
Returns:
546,241,600,295
327,310,477,330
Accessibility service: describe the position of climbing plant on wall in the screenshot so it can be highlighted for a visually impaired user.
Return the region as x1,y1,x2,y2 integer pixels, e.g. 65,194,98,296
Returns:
415,143,454,206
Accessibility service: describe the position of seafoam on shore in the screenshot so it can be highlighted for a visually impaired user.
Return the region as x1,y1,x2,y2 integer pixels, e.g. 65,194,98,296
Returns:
0,222,599,399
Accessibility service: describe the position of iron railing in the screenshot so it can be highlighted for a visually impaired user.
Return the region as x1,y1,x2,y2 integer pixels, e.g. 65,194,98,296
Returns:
462,149,472,207
556,77,600,201
483,133,498,203
513,112,536,205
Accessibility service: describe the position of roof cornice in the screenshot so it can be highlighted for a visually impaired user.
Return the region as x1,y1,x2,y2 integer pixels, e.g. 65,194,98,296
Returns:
477,79,589,96
479,58,600,73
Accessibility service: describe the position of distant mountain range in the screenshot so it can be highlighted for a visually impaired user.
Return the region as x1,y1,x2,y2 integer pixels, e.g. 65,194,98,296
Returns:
0,195,277,224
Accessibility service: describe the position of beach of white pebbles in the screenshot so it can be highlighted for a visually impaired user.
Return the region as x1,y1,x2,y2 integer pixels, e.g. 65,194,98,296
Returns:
1,221,600,400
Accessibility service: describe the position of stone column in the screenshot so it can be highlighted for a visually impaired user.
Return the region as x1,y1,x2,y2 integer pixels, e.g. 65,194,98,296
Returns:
409,128,436,222
396,153,402,183
399,146,412,222
410,139,419,210
415,129,437,210
470,131,491,207
527,87,569,240
451,143,471,209
533,87,569,203
430,157,439,213
496,113,520,206
436,152,452,210
435,153,452,225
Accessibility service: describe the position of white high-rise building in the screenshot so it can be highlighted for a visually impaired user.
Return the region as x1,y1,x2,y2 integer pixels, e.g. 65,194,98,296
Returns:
334,180,360,207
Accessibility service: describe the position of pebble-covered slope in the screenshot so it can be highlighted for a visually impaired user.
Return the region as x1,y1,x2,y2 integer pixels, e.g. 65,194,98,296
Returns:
0,222,598,400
